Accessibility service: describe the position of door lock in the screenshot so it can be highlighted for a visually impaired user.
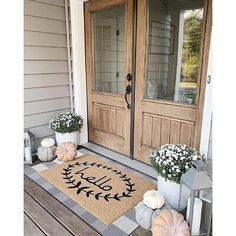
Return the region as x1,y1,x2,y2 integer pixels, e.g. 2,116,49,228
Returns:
126,73,132,82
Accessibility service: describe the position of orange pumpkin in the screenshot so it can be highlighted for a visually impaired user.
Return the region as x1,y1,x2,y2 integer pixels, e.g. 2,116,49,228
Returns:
55,142,77,162
152,209,190,236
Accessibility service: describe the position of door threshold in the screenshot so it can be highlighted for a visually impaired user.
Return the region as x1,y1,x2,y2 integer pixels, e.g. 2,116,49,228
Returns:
79,142,157,179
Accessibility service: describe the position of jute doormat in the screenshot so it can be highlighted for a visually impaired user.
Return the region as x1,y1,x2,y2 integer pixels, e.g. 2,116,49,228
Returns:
39,154,156,225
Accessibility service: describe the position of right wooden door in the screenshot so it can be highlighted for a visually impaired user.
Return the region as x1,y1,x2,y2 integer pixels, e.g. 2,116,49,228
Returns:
134,0,212,163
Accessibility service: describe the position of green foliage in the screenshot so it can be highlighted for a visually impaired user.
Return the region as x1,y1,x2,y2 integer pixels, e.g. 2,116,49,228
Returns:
182,56,199,81
49,112,83,133
182,9,203,82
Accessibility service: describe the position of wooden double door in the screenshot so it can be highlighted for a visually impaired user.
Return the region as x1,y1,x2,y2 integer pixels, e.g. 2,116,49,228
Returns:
85,0,212,164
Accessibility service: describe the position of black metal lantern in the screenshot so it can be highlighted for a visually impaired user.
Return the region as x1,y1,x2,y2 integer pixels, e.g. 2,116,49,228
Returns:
178,160,212,236
24,129,36,164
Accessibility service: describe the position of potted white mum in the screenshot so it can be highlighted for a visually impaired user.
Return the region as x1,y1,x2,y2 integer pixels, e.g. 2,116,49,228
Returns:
150,144,203,210
49,112,83,145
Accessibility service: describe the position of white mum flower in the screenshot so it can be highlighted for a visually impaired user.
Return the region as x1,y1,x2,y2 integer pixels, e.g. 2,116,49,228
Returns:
192,154,199,160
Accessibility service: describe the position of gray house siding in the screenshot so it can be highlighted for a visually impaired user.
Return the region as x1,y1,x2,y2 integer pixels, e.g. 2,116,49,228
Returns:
24,0,71,147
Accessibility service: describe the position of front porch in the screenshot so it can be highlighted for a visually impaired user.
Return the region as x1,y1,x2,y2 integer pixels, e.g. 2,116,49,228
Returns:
24,146,156,236
22,0,213,234
24,144,213,235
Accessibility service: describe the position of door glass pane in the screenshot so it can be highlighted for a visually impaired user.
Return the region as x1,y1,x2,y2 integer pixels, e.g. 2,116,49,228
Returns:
145,0,204,104
93,5,125,94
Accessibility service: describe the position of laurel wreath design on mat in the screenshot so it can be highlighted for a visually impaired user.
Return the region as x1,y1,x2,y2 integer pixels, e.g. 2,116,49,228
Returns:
61,161,136,202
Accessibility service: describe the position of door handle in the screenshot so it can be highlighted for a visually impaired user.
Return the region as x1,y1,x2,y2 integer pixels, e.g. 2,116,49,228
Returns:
125,85,132,109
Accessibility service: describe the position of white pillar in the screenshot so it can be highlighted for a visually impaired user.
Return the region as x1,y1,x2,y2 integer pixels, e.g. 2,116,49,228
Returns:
70,0,88,144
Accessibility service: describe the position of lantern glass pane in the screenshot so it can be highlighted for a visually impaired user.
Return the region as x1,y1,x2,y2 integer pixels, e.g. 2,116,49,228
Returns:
178,183,191,214
199,200,212,235
199,188,212,235
179,185,212,235
24,139,29,148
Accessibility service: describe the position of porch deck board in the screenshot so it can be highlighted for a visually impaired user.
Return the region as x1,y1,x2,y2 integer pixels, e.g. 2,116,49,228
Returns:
24,213,46,236
24,175,100,236
24,190,73,236
130,227,152,236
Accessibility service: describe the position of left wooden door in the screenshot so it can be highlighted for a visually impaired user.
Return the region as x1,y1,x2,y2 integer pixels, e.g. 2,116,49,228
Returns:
85,0,134,156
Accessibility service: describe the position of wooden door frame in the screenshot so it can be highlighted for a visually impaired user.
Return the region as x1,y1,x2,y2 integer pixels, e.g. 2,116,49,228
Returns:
70,0,212,155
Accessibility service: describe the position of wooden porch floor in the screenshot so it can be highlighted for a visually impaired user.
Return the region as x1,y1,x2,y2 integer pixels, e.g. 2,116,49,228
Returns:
24,175,151,236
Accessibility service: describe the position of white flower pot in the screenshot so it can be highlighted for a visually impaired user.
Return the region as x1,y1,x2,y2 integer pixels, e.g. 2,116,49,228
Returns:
55,131,78,146
157,175,190,210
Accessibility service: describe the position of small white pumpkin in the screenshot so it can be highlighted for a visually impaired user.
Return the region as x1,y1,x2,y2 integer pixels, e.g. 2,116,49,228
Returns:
37,146,56,161
143,190,165,209
41,138,55,148
135,201,171,230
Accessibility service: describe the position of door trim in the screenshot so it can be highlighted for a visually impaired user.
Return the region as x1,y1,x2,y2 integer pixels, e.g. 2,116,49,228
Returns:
129,0,137,158
70,0,212,153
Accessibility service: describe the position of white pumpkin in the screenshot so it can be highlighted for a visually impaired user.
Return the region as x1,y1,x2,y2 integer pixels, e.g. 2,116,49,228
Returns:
37,146,56,161
135,201,171,230
143,190,165,209
41,138,55,148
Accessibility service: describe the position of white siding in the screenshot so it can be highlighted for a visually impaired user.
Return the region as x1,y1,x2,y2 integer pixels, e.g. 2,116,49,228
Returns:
24,97,71,115
25,0,66,20
24,74,69,88
24,31,67,47
24,0,71,145
32,0,65,7
24,15,66,34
